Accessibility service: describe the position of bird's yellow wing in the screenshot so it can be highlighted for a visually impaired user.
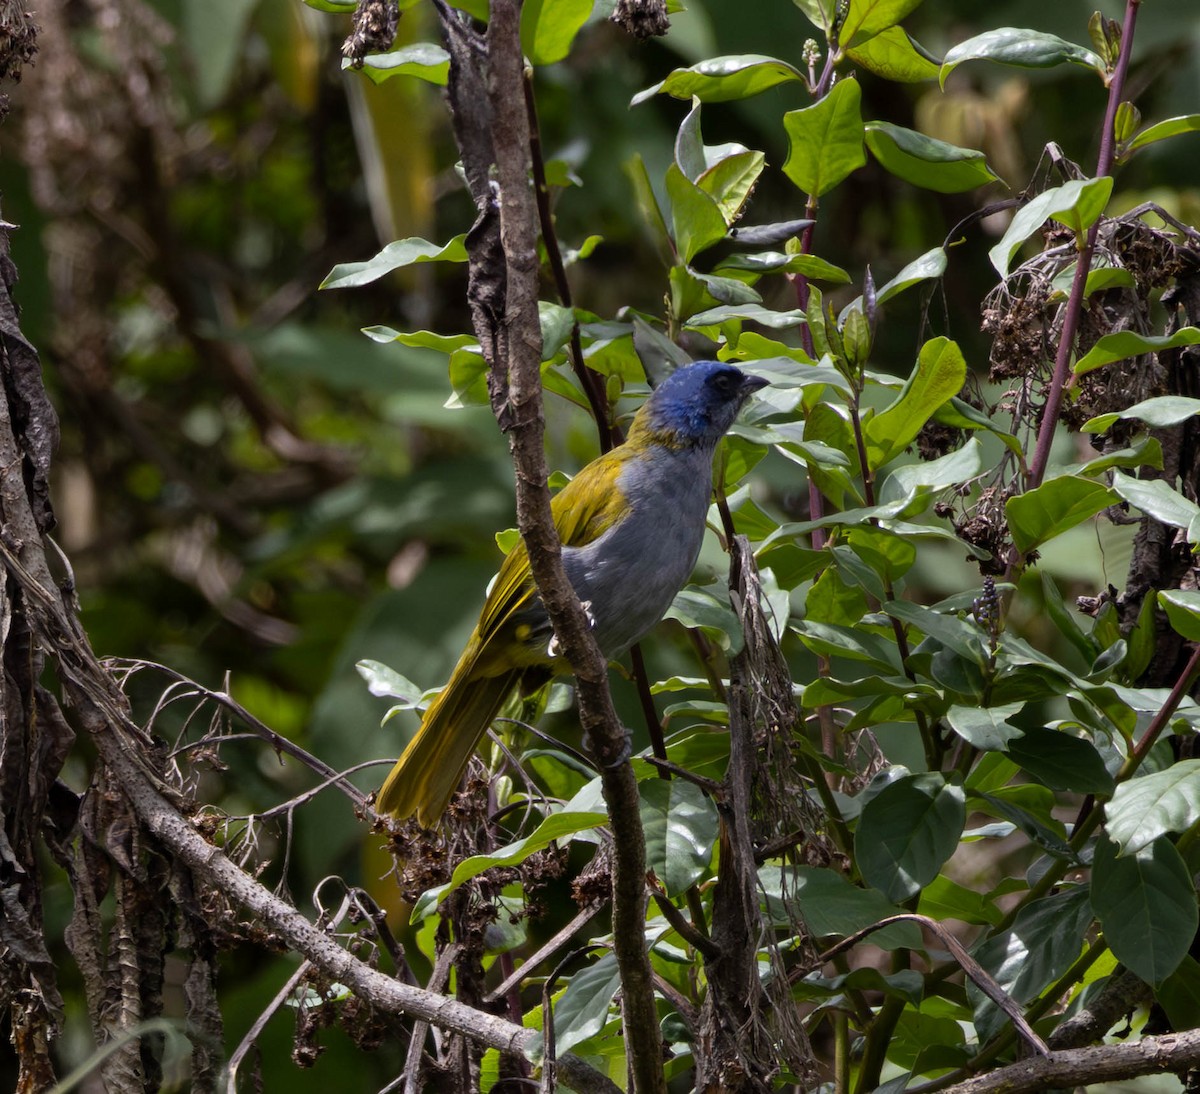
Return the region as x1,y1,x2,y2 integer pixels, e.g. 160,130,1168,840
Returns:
473,447,632,663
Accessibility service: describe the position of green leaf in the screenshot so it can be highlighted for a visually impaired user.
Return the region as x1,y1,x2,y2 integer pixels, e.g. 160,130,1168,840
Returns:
879,436,983,504
1004,476,1117,554
989,177,1114,276
697,151,766,223
356,659,425,710
1160,590,1200,642
846,26,939,83
321,235,468,289
1124,114,1200,157
1092,836,1197,986
1082,394,1200,435
864,337,967,468
947,703,1024,751
856,772,966,901
969,888,1093,1041
441,809,608,903
773,865,924,949
632,55,805,105
1050,263,1134,299
716,252,851,283
665,164,728,264
791,620,904,672
347,43,451,85
639,779,719,896
624,154,673,261
918,873,1002,926
884,599,989,666
302,0,356,9
664,585,744,654
533,952,621,1057
865,122,998,193
846,525,916,583
1156,955,1200,1031
875,247,948,304
941,27,1104,88
782,78,867,198
840,0,923,48
1110,471,1200,536
1074,329,1200,379
1005,727,1115,795
1107,760,1200,855
685,303,807,329
520,0,593,66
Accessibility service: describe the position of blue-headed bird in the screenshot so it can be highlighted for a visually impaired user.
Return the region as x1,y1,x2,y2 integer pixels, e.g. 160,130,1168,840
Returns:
376,361,769,826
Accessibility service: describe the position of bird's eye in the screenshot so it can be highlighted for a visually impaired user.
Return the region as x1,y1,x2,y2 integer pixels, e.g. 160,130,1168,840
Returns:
710,371,737,395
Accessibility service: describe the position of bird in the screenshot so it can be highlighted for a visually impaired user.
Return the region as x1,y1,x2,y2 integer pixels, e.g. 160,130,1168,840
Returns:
375,360,769,826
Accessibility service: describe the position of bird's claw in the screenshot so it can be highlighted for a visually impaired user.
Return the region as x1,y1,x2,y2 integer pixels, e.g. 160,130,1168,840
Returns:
547,600,595,657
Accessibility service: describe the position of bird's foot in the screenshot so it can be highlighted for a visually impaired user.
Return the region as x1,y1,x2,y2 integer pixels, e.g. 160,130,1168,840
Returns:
546,600,595,657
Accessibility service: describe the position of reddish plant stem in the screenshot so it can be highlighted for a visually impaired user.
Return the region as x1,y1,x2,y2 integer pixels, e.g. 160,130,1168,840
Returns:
1026,0,1141,490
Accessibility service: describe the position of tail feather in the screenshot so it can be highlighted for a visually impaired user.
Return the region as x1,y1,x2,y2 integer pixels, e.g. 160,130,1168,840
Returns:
376,662,523,826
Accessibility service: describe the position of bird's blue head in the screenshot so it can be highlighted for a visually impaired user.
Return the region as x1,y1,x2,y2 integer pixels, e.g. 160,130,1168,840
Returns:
633,361,769,449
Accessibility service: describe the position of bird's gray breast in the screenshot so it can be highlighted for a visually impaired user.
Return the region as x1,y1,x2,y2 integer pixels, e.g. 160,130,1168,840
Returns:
563,445,713,657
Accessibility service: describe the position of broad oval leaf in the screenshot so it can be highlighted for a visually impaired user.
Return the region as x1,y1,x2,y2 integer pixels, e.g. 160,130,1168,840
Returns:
841,0,924,49
864,336,967,468
846,26,939,83
1074,328,1200,379
1110,470,1200,536
856,772,966,901
1092,836,1197,986
947,702,1024,751
665,164,729,264
1159,589,1200,642
782,77,867,198
321,235,468,289
347,43,450,85
1124,114,1200,158
632,55,805,105
969,887,1093,1042
1107,760,1200,855
1004,475,1117,554
776,865,924,950
865,122,999,193
520,0,593,66
989,177,1113,276
530,952,621,1058
876,246,948,304
941,27,1104,88
639,778,719,896
1082,394,1200,435
1005,727,1114,796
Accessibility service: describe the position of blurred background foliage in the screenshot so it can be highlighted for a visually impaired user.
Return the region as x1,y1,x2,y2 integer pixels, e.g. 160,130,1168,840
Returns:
6,0,1200,1088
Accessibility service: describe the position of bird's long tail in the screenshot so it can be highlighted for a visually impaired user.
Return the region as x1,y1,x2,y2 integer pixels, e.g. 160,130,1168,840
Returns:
375,660,522,827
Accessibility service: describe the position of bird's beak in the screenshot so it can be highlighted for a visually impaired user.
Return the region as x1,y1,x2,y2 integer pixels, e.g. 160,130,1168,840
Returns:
739,373,770,399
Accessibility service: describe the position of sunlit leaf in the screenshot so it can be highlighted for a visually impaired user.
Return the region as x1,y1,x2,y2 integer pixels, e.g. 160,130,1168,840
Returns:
321,235,468,289
941,27,1104,88
865,122,999,192
846,26,939,83
989,177,1113,276
782,78,867,198
1074,329,1200,379
520,0,593,66
347,43,451,85
1124,114,1200,158
633,55,805,105
1004,476,1116,554
1107,760,1200,855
